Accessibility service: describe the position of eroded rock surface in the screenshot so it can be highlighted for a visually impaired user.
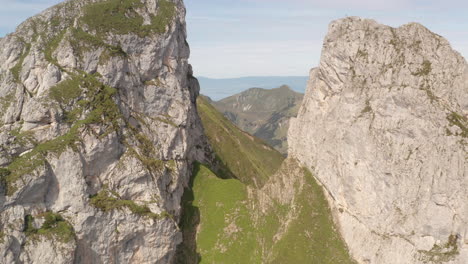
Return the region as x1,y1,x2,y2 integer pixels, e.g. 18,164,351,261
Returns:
289,17,468,263
0,0,206,263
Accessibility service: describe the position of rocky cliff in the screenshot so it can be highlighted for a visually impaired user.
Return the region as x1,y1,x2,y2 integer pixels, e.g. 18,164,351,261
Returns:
0,0,205,263
289,17,468,263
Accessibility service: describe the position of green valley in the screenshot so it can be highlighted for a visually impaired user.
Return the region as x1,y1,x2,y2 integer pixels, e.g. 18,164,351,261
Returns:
176,96,355,263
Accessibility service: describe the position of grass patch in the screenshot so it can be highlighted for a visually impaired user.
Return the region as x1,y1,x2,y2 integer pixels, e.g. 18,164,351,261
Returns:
447,112,468,138
125,125,164,172
0,168,10,191
190,163,260,263
44,30,66,66
149,0,176,34
419,234,459,263
24,212,75,243
413,60,432,76
419,83,438,103
90,189,169,219
49,72,121,128
356,49,368,59
10,38,31,83
10,127,36,147
68,28,127,64
49,78,83,105
361,99,372,115
0,92,15,119
81,0,176,37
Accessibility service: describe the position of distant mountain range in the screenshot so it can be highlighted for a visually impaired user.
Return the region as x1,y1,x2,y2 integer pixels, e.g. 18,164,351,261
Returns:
207,85,304,155
197,76,308,100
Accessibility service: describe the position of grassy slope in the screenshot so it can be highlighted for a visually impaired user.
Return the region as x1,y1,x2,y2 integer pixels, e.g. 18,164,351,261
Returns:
179,97,355,263
192,164,260,263
268,168,355,263
188,163,355,264
197,96,284,187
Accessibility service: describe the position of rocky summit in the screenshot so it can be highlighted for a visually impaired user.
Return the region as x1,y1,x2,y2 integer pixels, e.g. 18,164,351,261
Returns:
289,17,468,263
0,0,207,263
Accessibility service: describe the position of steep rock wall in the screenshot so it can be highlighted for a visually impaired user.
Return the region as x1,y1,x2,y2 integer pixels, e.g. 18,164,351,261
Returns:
0,0,205,263
289,17,468,264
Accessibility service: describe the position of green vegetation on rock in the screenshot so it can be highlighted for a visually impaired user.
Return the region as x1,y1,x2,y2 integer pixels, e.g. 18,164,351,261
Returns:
447,112,468,138
81,0,175,37
24,212,75,243
49,78,83,105
90,189,169,219
413,60,432,76
0,92,15,115
44,30,66,66
3,72,121,196
10,38,31,82
419,234,459,263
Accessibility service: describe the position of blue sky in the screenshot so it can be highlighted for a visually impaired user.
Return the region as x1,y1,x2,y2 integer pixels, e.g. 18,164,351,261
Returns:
1,0,467,78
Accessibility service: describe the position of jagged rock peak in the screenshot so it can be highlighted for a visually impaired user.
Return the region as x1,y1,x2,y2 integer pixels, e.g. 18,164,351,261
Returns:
0,0,206,263
289,17,468,263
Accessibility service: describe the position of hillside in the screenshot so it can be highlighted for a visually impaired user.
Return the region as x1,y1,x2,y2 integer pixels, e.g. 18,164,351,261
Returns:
196,96,284,187
211,85,303,154
176,97,355,263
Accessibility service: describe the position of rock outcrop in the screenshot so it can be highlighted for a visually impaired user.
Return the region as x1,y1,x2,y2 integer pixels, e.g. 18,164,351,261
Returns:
289,17,468,263
0,0,205,263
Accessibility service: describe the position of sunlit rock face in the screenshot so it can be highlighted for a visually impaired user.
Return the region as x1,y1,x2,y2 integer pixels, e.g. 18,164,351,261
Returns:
0,0,207,263
289,17,468,264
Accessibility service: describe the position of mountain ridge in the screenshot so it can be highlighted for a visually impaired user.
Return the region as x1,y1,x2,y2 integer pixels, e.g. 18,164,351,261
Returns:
210,85,303,154
197,76,308,100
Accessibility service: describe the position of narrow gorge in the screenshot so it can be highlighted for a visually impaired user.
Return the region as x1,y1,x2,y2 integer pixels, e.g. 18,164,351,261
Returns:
0,1,466,264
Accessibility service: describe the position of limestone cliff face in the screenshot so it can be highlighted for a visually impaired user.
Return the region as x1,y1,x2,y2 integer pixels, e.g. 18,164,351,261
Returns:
0,0,205,263
289,17,468,263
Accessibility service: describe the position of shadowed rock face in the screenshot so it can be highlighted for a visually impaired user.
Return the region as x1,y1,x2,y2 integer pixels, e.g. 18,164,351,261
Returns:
0,0,207,263
289,17,468,264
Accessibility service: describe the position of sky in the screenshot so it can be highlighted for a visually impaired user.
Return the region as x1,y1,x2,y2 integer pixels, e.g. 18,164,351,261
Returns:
1,0,467,78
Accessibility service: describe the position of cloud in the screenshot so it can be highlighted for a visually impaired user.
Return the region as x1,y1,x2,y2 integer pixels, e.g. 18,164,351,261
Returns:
189,40,322,78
